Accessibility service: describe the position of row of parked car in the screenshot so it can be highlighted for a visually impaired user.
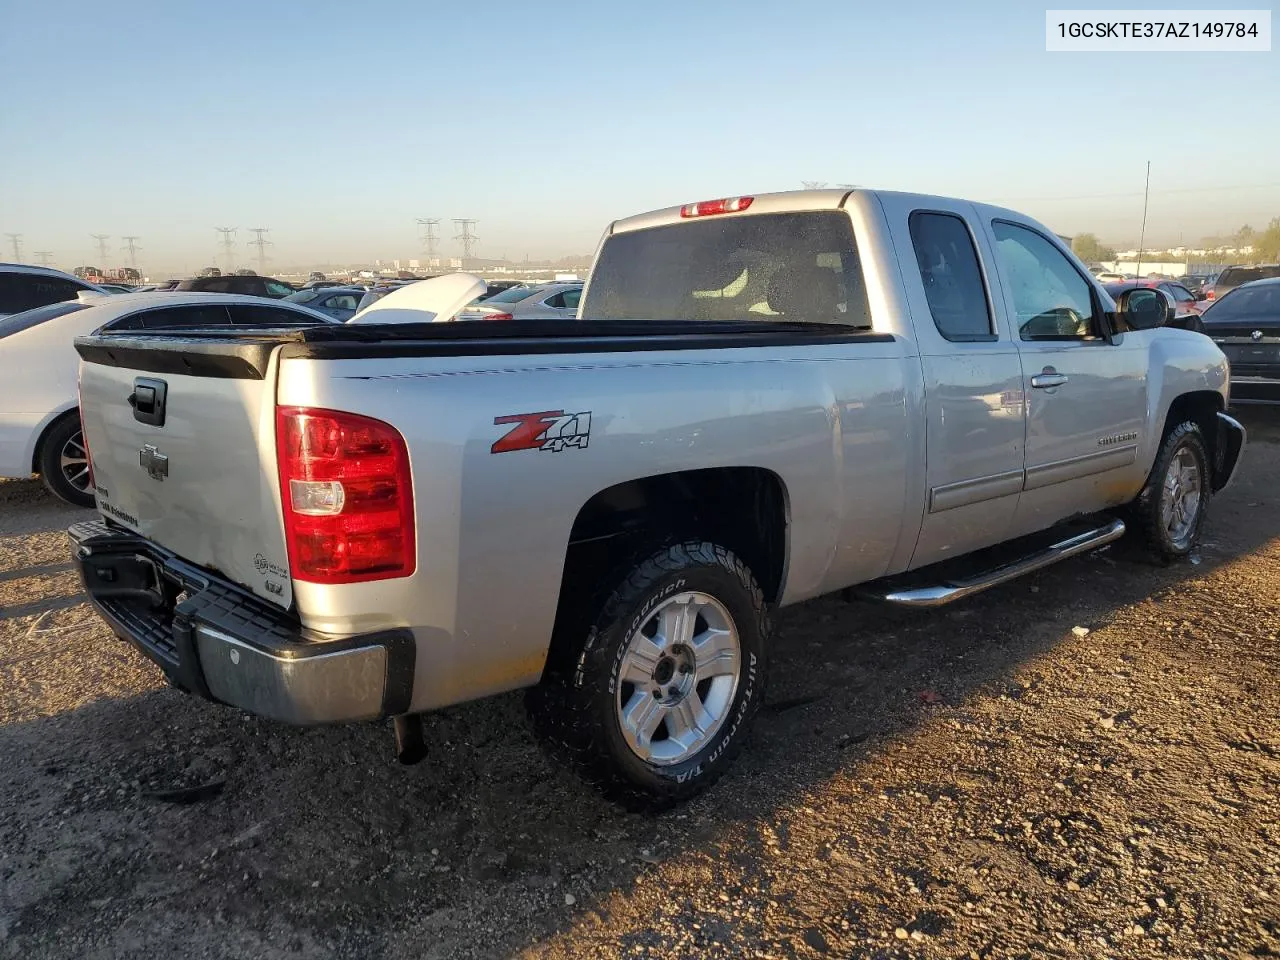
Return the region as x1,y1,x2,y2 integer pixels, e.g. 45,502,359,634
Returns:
0,261,585,507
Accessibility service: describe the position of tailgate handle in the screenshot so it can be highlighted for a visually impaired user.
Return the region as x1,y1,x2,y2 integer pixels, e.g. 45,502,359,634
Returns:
130,377,168,427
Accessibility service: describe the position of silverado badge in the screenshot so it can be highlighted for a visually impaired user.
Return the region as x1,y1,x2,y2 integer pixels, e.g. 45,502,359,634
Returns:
139,444,169,481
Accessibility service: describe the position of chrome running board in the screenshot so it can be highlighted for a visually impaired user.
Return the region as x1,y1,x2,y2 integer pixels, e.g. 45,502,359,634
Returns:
867,518,1127,608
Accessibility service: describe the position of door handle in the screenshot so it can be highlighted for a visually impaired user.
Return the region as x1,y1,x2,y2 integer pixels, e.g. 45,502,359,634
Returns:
1031,373,1069,389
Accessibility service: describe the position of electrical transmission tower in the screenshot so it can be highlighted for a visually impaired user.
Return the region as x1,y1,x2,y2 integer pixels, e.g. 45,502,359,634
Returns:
90,234,111,264
4,233,21,261
801,181,828,190
33,251,54,268
215,227,237,272
248,228,272,274
122,236,141,270
416,218,440,260
452,219,479,260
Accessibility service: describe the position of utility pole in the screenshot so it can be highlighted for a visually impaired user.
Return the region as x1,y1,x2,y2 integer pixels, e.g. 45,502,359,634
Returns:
33,251,54,268
122,236,141,271
416,218,440,260
248,228,271,274
1135,161,1151,278
90,234,111,265
215,227,237,273
452,219,479,261
4,233,22,261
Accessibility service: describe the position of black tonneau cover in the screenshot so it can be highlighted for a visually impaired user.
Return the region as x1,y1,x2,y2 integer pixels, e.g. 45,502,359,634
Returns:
75,319,894,380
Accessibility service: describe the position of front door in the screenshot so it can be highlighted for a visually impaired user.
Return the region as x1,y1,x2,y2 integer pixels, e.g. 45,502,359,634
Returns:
985,220,1150,536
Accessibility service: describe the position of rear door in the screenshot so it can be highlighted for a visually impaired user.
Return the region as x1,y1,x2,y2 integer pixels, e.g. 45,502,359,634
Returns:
77,339,293,607
879,195,1027,567
985,219,1149,535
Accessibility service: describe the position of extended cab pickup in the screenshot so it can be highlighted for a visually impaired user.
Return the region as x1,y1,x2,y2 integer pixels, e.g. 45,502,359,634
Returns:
71,189,1245,806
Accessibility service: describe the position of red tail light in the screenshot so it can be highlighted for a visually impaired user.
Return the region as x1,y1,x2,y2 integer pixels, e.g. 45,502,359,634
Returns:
680,196,755,218
276,407,415,583
1206,288,1215,300
482,312,514,321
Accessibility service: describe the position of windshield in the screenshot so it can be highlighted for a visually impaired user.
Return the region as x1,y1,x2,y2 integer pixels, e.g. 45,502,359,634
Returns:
0,300,91,339
1203,284,1280,322
286,290,324,304
583,211,872,327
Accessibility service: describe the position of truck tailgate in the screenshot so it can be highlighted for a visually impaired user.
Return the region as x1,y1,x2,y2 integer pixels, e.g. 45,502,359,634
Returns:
76,337,293,609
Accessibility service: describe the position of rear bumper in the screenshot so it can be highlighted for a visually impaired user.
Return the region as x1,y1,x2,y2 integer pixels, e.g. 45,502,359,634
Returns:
68,520,414,725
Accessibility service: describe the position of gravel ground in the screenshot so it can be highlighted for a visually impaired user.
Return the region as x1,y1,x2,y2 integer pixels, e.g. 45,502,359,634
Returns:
2,410,1278,960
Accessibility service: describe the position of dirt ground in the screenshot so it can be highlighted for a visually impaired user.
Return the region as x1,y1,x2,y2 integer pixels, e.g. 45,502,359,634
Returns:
1,411,1278,960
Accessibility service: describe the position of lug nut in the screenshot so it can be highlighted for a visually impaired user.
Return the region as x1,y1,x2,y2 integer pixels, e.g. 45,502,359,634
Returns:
667,686,679,698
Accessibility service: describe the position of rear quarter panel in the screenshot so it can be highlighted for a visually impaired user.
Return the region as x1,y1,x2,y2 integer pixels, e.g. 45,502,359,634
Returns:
278,340,910,712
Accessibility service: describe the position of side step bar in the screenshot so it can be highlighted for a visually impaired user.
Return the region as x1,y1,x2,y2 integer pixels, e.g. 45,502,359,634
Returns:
864,518,1127,608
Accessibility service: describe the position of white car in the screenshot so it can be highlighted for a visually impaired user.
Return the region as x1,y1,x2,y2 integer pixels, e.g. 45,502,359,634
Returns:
456,281,583,321
0,291,333,506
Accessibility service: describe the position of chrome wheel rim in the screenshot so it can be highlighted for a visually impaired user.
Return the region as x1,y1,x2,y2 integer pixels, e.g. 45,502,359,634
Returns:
60,430,92,493
615,591,741,767
1161,447,1202,550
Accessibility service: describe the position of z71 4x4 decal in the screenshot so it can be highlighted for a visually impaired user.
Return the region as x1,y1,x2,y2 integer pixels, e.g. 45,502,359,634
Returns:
491,410,592,454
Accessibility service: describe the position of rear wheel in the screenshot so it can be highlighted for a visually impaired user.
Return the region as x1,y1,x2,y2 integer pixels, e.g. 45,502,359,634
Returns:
38,415,94,508
527,541,769,809
1130,420,1209,561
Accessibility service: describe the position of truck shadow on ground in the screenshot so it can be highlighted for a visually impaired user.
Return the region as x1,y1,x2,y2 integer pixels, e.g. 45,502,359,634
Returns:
2,405,1278,957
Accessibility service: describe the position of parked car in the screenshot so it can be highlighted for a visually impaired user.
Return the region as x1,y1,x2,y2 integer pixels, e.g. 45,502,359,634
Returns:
1103,280,1204,331
1201,277,1280,404
308,271,326,282
0,292,334,506
97,284,136,295
285,285,366,321
0,263,106,319
299,280,347,290
70,188,1243,807
175,274,297,298
457,281,582,320
1203,264,1280,302
133,280,182,293
1094,271,1127,283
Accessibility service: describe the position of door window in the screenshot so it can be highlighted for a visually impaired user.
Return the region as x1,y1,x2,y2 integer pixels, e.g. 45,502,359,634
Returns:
0,274,87,314
323,294,359,311
1164,283,1195,303
908,212,993,340
992,222,1099,341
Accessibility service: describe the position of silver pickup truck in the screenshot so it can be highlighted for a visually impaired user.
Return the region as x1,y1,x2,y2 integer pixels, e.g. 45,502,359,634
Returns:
70,188,1244,807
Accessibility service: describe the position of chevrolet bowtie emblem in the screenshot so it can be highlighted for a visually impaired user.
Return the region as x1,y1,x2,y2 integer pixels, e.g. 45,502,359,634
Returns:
139,444,169,481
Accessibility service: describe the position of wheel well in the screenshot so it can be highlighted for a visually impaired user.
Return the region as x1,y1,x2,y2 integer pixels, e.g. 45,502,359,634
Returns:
552,467,788,648
1163,390,1224,477
570,467,788,602
31,408,79,474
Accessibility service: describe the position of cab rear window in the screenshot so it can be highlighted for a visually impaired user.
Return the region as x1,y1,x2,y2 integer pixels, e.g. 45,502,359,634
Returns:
584,211,872,328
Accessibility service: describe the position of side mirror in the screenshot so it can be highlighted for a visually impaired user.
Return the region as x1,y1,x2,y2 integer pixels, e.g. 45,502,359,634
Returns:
1118,288,1174,330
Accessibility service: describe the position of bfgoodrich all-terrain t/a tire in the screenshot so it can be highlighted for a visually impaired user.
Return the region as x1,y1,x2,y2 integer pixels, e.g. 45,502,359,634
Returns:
38,414,95,509
527,541,770,810
1131,420,1210,562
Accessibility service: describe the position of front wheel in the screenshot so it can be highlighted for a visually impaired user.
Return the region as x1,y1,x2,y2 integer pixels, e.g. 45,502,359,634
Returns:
1131,420,1209,561
38,415,95,508
527,541,769,809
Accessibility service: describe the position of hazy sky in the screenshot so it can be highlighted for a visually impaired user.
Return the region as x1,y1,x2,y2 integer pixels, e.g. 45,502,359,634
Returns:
2,0,1277,274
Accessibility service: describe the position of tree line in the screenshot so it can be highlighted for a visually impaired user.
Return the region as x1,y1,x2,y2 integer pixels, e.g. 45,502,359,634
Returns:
1071,218,1280,264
